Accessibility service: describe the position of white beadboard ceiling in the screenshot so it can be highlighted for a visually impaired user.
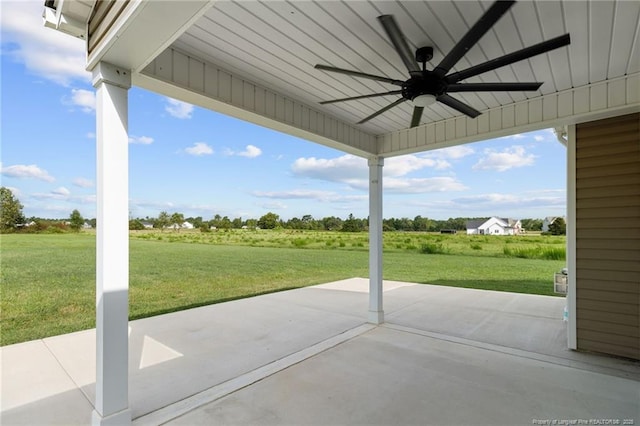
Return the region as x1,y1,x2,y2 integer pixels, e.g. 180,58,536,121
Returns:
169,0,640,135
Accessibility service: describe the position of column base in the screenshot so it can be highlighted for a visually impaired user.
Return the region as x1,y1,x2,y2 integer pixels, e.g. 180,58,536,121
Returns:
368,310,384,325
92,408,131,426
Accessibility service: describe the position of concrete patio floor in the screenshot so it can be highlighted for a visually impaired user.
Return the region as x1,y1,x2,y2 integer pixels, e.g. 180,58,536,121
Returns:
2,278,638,425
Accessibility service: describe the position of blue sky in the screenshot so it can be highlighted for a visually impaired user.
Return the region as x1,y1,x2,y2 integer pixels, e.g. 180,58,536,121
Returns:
1,1,566,222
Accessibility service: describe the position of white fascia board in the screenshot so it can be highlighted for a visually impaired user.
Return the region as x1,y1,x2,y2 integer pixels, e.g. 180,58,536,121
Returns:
87,1,213,73
43,3,86,40
378,73,640,157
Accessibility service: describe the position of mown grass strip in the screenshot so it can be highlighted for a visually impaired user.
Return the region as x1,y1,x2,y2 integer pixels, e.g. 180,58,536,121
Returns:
1,233,565,345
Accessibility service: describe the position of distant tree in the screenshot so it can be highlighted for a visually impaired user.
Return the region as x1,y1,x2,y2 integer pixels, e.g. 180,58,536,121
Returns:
341,213,364,232
210,214,222,228
187,216,204,229
170,212,185,230
548,217,566,235
155,211,170,230
245,218,258,229
129,219,145,230
69,209,85,232
321,216,342,231
286,217,302,229
442,217,467,231
0,187,25,232
521,218,543,232
301,214,317,230
257,212,279,229
232,217,243,229
89,218,97,228
219,216,232,230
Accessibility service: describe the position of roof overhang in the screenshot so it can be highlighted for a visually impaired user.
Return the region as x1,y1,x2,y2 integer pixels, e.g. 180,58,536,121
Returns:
44,0,640,158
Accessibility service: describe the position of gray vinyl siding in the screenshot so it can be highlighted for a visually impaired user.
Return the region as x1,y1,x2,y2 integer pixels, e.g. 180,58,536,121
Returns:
575,113,640,360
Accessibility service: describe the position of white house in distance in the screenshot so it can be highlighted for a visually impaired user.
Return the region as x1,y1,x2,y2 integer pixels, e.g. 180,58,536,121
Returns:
542,216,564,232
466,217,522,235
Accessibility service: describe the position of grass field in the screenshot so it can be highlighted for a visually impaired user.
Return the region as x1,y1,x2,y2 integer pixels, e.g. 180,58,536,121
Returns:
0,231,566,346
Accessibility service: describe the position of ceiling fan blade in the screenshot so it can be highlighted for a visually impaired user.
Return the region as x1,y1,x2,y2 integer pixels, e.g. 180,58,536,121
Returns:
410,106,424,128
319,90,403,105
434,0,515,77
437,94,481,118
447,82,543,92
315,64,404,86
377,15,421,75
357,98,407,124
446,34,571,83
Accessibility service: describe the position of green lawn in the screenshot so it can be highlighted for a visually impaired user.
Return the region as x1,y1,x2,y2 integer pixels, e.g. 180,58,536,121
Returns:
0,231,565,346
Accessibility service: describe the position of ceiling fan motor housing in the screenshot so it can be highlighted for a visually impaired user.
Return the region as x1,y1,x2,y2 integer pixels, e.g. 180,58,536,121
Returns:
402,73,447,101
415,46,433,64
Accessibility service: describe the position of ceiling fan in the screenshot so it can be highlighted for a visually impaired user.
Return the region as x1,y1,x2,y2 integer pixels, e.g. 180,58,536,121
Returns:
315,0,570,128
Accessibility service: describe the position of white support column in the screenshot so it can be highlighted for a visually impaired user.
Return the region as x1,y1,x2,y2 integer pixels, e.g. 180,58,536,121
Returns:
92,62,132,426
368,157,384,324
566,124,577,350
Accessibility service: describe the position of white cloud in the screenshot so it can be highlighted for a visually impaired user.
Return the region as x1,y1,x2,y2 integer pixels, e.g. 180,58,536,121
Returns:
472,146,535,172
260,201,287,210
238,145,262,158
449,192,565,210
385,155,450,176
408,190,566,217
185,142,213,156
64,89,95,112
73,177,94,188
1,163,55,182
86,132,95,139
129,135,154,145
52,186,70,196
165,98,194,119
383,177,468,194
1,1,89,86
253,189,367,203
292,155,366,182
428,145,475,159
291,154,464,193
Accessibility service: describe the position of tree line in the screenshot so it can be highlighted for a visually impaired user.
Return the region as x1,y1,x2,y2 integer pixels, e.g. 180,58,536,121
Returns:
1,187,552,234
131,211,547,233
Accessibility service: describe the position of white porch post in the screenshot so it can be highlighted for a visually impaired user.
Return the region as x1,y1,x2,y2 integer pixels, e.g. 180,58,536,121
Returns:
92,62,132,426
566,124,577,350
368,157,384,324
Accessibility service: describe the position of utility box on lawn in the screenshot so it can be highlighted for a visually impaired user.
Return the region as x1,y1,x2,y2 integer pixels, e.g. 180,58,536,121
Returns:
554,268,568,294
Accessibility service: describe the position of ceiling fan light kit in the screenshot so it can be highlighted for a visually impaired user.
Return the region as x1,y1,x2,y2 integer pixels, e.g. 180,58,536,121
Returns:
315,0,571,128
412,94,437,108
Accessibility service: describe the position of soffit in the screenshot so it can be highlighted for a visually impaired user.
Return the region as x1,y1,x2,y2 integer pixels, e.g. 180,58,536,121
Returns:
170,0,640,136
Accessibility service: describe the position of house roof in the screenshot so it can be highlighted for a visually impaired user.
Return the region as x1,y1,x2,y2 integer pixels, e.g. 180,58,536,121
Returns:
43,0,640,158
465,219,486,229
466,216,520,229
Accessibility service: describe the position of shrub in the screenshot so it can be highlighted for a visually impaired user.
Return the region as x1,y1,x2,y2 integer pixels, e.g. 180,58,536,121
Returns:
129,219,145,230
291,238,308,247
419,243,448,254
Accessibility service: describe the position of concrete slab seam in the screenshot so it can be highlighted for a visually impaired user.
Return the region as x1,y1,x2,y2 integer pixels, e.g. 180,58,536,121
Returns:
42,338,96,408
382,323,640,381
132,323,376,426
